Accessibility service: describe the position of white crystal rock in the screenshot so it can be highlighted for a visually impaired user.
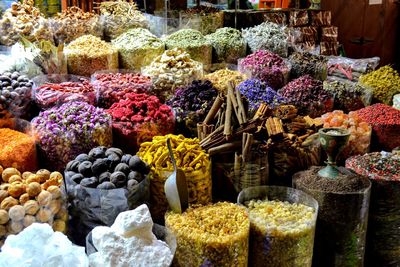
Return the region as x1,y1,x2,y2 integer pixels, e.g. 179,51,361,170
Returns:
0,223,88,267
90,204,173,267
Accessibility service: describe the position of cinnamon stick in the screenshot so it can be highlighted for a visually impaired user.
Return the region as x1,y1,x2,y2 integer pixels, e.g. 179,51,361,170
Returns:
224,92,233,138
204,94,224,125
208,141,241,155
227,86,243,125
235,89,247,124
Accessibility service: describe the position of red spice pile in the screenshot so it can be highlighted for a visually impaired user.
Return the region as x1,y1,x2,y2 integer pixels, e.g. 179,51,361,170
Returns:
357,104,400,151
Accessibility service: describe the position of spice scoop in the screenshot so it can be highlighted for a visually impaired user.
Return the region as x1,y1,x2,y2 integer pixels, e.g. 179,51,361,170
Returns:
164,137,189,213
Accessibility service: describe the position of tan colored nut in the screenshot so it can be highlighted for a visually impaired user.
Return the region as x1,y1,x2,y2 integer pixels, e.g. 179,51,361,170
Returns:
36,169,50,183
47,186,61,199
36,208,52,223
22,171,33,180
27,182,42,197
8,175,22,184
22,215,36,227
24,200,39,215
0,183,10,191
0,225,6,236
37,190,52,206
0,210,9,224
0,189,8,203
1,196,18,210
19,193,30,205
52,219,66,232
8,182,26,198
2,168,21,183
49,200,61,215
8,205,25,221
25,175,40,184
55,208,68,221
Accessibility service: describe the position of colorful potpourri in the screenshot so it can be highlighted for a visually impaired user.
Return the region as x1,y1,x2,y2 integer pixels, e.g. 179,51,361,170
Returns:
33,77,95,110
316,110,371,161
279,75,333,118
237,79,287,111
107,93,174,152
238,50,289,90
357,104,400,151
91,72,152,108
32,101,112,171
167,80,217,137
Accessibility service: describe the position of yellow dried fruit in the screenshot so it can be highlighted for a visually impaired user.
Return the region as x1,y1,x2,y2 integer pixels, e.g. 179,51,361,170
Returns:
49,172,63,183
47,186,61,199
2,168,20,183
0,210,9,224
49,200,61,214
8,175,22,184
27,182,42,197
0,196,18,210
22,171,33,180
24,200,39,215
8,182,26,198
36,169,50,183
25,174,41,184
53,219,66,233
36,208,52,222
23,214,36,227
0,189,8,203
8,205,25,221
19,193,30,205
37,190,52,206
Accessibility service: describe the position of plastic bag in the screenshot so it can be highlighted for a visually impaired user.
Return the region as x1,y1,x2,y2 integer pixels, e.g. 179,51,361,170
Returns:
289,52,328,81
102,13,149,41
327,56,380,81
289,10,309,26
145,14,181,38
65,171,150,246
179,11,224,35
321,26,338,42
32,74,95,110
263,12,287,25
310,10,332,26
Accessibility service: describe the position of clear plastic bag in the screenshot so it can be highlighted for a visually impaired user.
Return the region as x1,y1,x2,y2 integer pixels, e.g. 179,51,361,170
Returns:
238,186,318,267
179,11,224,35
32,74,95,110
289,52,328,81
102,13,149,41
65,171,150,246
263,12,287,25
145,14,181,38
310,10,332,26
0,44,43,78
289,10,309,26
327,56,380,81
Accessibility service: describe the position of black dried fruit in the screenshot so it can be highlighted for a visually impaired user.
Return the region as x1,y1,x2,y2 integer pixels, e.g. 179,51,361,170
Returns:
107,153,120,169
71,173,84,184
97,182,116,190
80,177,98,188
76,153,90,162
91,159,109,175
127,179,139,190
121,154,132,164
128,171,144,182
78,161,93,177
129,156,147,173
114,163,130,175
110,171,126,188
88,146,107,160
105,147,123,158
99,172,111,183
66,160,80,172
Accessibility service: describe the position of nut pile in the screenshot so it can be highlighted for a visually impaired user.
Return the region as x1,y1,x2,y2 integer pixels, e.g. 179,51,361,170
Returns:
242,22,288,57
32,101,112,171
0,0,52,46
138,134,212,222
0,71,33,118
205,69,246,94
112,28,165,71
359,65,400,105
107,93,175,152
99,0,148,41
0,166,67,246
65,146,150,190
92,72,152,108
142,48,203,100
164,29,212,68
246,199,316,267
165,202,249,267
65,35,118,77
51,7,102,45
205,27,246,64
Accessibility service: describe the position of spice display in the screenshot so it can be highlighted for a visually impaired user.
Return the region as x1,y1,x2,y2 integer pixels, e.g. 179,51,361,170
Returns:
92,71,152,108
165,202,249,267
238,50,289,90
51,7,102,45
321,26,338,42
181,6,224,35
310,10,332,26
32,101,112,171
164,29,212,67
238,79,287,111
204,69,246,94
65,35,118,77
99,0,148,41
167,80,217,137
393,94,400,109
32,75,95,110
242,22,288,57
289,52,328,81
0,223,88,265
357,104,400,151
138,134,212,222
294,167,371,267
279,75,334,118
0,0,52,46
0,127,37,172
142,48,203,100
298,27,318,42
0,71,33,118
65,147,150,245
323,79,372,112
88,205,173,267
316,110,371,162
289,10,309,26
205,27,246,64
327,56,380,82
112,28,165,71
107,93,174,152
359,65,400,104
263,12,287,25
238,186,317,267
0,166,68,246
